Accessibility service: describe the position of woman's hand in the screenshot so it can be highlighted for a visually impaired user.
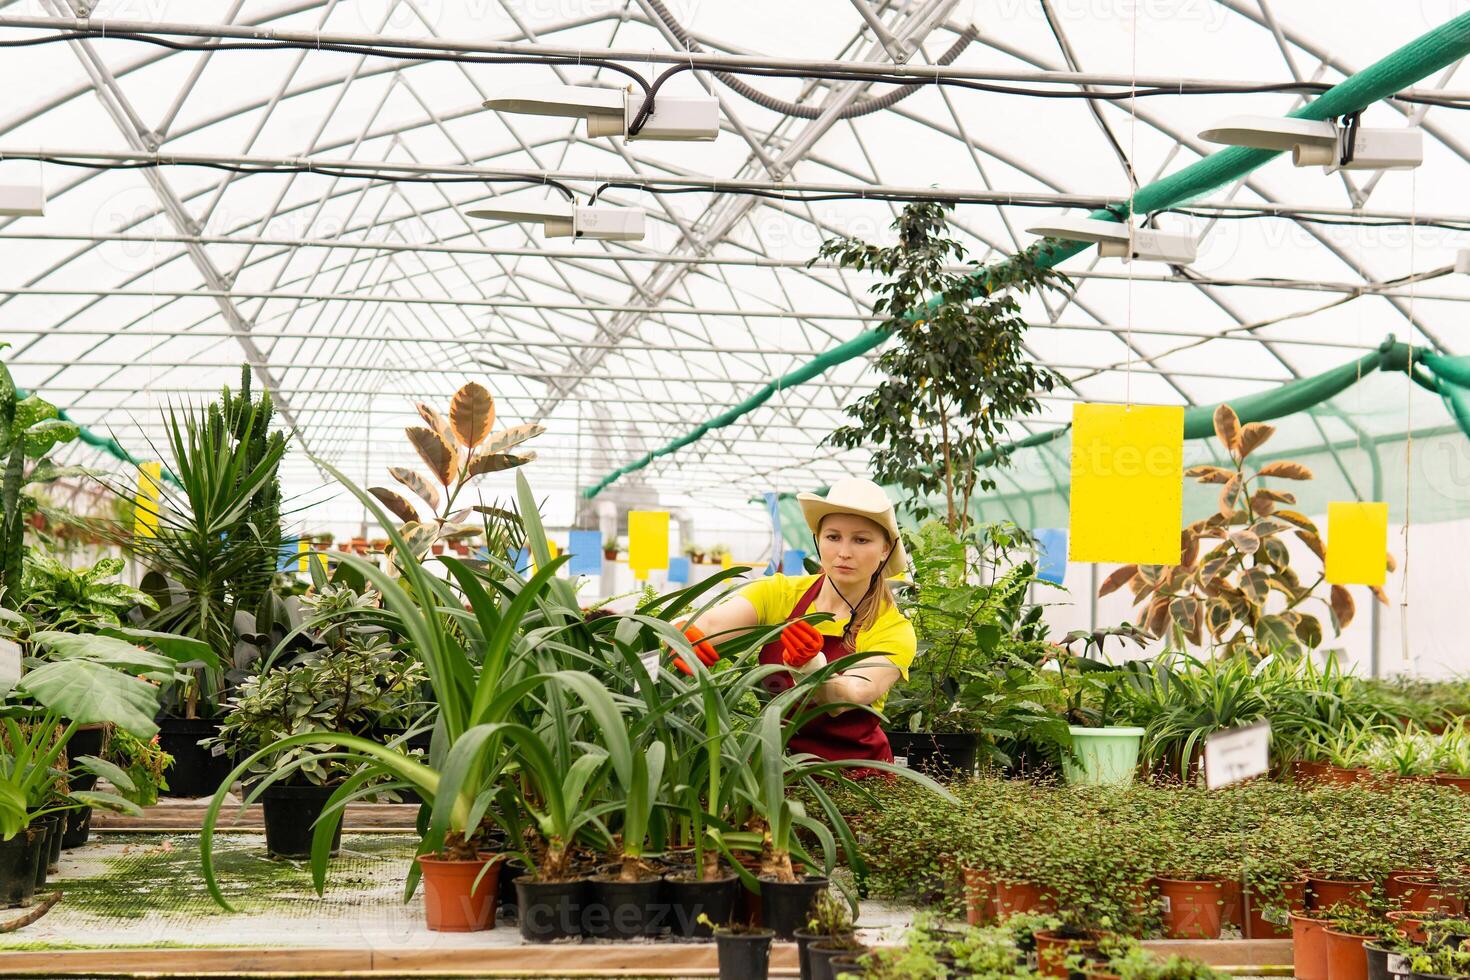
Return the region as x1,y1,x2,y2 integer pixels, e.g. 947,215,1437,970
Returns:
780,621,824,669
669,621,719,676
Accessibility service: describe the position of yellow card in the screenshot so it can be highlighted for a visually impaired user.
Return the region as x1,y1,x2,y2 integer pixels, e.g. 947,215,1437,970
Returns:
133,461,162,538
628,511,670,572
631,568,648,581
1069,404,1184,565
1325,502,1388,586
721,554,732,570
297,538,311,573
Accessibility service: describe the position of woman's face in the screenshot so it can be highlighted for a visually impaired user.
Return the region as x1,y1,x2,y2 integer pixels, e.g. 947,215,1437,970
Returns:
817,513,891,591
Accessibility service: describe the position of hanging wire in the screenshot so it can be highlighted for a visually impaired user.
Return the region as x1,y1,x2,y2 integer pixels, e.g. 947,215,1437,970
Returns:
1124,0,1140,408
1401,164,1418,674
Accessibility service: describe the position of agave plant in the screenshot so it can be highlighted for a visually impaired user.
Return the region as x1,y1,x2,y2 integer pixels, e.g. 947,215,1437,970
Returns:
1099,404,1393,660
368,382,544,560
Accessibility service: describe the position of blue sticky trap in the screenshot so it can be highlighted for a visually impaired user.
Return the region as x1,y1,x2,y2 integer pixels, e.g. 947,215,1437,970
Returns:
668,556,691,585
782,549,806,575
567,530,604,576
1034,528,1067,585
278,538,301,572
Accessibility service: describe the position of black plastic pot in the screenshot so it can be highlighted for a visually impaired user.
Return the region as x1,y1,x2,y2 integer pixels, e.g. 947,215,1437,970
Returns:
885,730,980,778
1365,942,1411,980
759,874,830,940
497,857,526,921
830,953,868,978
0,828,40,908
515,875,587,942
716,929,774,980
61,806,93,850
585,874,665,939
45,815,62,872
30,819,51,889
811,942,866,980
157,716,233,798
261,783,343,859
67,725,107,791
794,929,821,979
664,871,739,939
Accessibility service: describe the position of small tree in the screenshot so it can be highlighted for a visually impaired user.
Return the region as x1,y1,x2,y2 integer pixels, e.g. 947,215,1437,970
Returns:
814,202,1066,533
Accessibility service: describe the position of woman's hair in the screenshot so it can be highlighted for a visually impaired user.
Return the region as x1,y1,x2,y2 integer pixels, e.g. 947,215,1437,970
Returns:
818,514,898,652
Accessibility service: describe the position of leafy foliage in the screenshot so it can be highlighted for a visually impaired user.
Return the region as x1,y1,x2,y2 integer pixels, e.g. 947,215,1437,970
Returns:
1100,404,1391,659
815,203,1066,533
19,554,156,632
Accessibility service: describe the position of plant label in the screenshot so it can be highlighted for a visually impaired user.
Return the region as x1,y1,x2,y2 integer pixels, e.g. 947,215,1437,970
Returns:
1203,721,1271,789
210,742,228,757
1068,403,1184,564
1159,895,1171,914
0,637,19,696
1387,953,1409,978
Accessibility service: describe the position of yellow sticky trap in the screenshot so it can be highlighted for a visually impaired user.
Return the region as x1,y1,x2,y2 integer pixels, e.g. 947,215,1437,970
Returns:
133,462,162,538
1069,404,1185,565
628,511,670,572
548,539,560,559
631,568,648,582
1325,502,1388,586
297,539,311,573
721,554,732,570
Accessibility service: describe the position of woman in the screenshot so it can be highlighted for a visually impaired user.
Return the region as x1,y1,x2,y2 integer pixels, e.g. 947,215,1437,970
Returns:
667,478,915,765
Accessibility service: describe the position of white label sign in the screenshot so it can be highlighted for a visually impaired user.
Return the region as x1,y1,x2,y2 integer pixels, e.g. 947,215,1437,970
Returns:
1204,721,1271,789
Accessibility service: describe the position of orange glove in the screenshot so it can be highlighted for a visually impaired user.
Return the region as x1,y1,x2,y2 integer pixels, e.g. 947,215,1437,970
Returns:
670,621,719,676
780,620,825,668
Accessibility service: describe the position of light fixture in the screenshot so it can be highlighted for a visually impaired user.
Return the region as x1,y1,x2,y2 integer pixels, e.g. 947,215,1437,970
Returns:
465,196,645,241
1026,216,1197,264
483,84,719,141
1199,114,1422,172
0,184,45,217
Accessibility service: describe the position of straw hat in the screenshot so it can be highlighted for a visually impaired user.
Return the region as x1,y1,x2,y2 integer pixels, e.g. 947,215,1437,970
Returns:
796,478,908,578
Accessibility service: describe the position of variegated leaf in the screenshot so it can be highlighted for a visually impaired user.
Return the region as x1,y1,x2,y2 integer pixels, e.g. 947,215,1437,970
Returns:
1250,519,1290,538
1273,509,1318,533
1228,529,1261,554
1296,529,1326,562
417,403,453,446
1214,404,1241,457
1239,567,1272,602
1145,595,1171,637
1097,564,1138,597
1185,465,1235,485
1261,535,1290,570
1218,475,1240,518
1257,460,1314,480
479,423,546,456
1329,584,1355,633
389,466,440,512
1295,614,1323,649
406,427,455,486
368,487,419,525
1170,596,1201,645
1250,488,1296,516
1237,422,1276,460
1180,531,1200,570
1386,551,1398,573
467,451,536,477
450,382,495,450
1369,585,1389,606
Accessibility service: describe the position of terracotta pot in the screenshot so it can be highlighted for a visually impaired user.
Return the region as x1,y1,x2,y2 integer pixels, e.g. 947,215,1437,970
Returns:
1324,928,1372,980
1244,876,1308,940
1434,773,1470,794
1292,911,1333,980
1220,877,1243,930
1386,870,1435,905
1034,928,1103,979
1386,909,1427,944
1153,876,1224,940
1320,765,1367,787
961,866,997,926
1294,759,1330,786
1308,874,1374,911
995,879,1056,917
1395,876,1465,916
417,853,502,932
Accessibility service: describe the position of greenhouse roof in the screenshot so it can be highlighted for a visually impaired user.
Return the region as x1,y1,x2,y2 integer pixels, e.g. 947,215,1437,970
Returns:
2,1,1470,521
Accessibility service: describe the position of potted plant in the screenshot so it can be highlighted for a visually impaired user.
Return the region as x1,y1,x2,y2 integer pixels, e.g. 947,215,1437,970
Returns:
603,537,619,561
705,915,775,980
800,891,866,980
1051,625,1150,786
1321,903,1400,980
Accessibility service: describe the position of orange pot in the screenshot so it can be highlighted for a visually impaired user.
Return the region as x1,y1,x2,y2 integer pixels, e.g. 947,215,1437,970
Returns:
417,853,502,932
1153,876,1224,939
1395,875,1465,916
995,879,1056,917
1034,928,1103,979
961,866,997,926
1385,870,1434,904
1293,759,1329,786
1308,874,1373,911
1324,928,1371,980
1435,773,1470,793
1387,909,1427,943
1320,765,1366,787
1220,877,1242,930
1291,911,1333,980
1244,876,1307,940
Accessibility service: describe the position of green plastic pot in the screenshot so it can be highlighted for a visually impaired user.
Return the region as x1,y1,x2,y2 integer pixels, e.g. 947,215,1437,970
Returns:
1062,726,1144,786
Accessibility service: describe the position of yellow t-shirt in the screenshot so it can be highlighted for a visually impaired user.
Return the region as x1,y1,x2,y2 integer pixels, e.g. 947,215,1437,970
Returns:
735,574,917,704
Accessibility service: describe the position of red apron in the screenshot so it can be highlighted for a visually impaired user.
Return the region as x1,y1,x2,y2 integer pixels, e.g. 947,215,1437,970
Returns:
758,576,893,766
